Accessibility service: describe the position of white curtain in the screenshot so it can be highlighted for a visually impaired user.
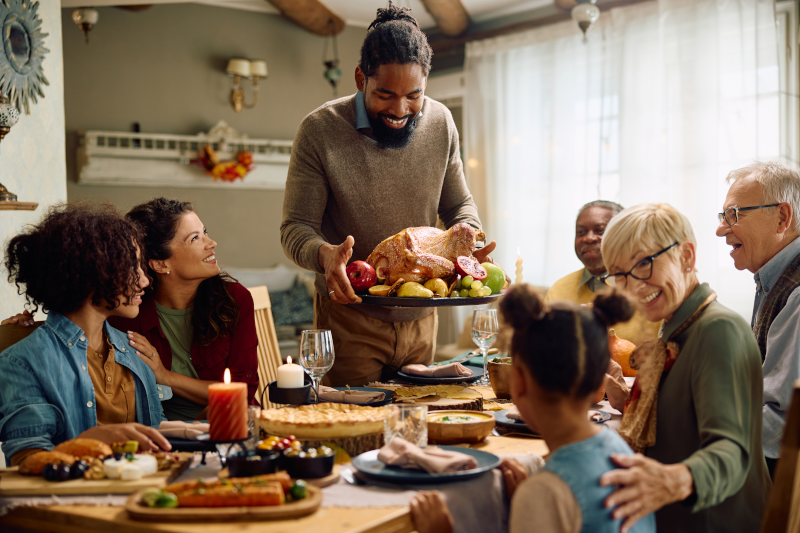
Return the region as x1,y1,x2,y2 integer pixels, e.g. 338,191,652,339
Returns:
464,0,779,321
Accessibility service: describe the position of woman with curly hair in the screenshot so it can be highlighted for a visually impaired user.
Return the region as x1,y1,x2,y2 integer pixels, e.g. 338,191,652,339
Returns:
0,202,172,466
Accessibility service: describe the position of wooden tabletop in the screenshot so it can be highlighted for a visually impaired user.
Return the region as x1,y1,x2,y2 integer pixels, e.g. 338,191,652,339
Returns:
0,387,548,533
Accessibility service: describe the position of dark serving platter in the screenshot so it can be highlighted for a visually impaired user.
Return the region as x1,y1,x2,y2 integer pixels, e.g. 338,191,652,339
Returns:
355,294,502,307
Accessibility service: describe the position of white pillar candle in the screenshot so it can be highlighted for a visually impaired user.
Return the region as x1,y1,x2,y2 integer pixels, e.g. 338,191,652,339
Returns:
277,356,305,388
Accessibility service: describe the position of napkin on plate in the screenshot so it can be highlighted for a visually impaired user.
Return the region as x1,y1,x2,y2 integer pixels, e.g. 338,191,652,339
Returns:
377,437,478,474
506,406,523,421
401,362,474,378
158,421,210,440
314,386,385,404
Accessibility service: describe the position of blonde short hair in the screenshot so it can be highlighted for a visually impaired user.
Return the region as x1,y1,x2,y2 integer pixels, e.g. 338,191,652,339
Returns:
601,203,696,270
725,161,800,232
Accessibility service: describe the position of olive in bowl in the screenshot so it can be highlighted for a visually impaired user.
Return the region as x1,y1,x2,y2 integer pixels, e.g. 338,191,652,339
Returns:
226,451,280,477
282,446,335,479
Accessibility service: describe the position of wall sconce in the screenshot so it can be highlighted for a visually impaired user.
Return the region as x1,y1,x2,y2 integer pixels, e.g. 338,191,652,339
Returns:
226,59,268,112
72,7,99,44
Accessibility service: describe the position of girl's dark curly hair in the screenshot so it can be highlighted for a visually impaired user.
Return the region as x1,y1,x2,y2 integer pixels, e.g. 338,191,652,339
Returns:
499,285,634,399
126,198,239,346
5,202,144,315
360,1,433,79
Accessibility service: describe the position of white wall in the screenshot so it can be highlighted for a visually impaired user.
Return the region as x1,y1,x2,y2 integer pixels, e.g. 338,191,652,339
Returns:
0,1,67,320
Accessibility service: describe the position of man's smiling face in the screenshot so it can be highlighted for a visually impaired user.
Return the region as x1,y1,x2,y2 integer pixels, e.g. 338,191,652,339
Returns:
356,62,427,149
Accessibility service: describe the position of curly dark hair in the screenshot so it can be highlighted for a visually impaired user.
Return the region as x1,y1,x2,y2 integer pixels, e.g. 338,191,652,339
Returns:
360,1,433,79
5,202,145,315
499,285,634,398
126,197,239,346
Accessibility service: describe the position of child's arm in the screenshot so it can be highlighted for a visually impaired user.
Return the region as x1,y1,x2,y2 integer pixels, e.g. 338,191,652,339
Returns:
409,491,453,533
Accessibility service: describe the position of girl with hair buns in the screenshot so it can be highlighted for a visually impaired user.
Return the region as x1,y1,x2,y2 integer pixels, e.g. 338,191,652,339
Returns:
410,285,655,533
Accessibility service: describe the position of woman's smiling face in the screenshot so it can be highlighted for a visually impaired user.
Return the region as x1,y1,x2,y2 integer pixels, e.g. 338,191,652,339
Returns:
165,211,220,282
608,242,696,323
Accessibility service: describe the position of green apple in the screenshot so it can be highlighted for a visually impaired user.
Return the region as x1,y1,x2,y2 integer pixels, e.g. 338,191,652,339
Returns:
482,263,506,294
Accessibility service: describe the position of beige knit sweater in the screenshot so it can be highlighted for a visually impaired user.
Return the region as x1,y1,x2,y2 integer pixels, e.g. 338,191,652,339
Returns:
280,93,482,322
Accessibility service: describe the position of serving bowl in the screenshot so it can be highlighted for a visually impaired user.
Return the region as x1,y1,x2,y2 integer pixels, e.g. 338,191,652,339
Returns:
282,448,335,479
427,410,495,444
227,450,280,477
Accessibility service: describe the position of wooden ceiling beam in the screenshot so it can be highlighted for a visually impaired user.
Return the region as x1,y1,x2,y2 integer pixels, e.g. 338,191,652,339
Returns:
419,0,471,37
265,0,345,36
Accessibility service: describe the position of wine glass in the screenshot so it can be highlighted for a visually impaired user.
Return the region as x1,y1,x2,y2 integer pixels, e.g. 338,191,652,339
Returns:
299,329,335,404
471,309,499,386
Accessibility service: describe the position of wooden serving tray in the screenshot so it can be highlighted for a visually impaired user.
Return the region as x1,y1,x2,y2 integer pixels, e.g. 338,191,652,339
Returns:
125,484,322,522
0,453,193,496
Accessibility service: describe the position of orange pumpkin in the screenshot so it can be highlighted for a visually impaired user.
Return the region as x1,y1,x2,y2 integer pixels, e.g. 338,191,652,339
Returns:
609,328,637,377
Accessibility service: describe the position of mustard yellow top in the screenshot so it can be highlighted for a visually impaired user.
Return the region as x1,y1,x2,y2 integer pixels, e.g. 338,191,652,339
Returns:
544,269,661,346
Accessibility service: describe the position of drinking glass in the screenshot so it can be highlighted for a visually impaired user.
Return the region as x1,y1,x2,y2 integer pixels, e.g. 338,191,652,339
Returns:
299,329,335,404
383,405,428,447
471,309,499,385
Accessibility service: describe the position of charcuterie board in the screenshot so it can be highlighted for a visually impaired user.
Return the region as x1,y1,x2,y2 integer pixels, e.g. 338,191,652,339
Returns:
0,453,193,496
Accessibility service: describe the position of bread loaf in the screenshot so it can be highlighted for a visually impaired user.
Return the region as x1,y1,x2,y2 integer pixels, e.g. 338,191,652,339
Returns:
54,438,112,459
18,451,76,475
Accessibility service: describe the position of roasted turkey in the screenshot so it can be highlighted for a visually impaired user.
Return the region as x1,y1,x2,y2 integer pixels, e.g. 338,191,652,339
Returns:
366,223,486,285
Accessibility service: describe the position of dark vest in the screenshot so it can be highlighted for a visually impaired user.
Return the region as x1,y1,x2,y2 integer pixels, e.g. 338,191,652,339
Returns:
753,251,800,361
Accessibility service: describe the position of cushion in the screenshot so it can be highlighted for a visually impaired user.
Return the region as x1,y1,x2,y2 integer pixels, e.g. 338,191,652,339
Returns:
270,282,314,327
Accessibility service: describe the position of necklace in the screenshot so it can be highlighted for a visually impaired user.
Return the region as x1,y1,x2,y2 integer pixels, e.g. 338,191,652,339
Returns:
155,307,194,359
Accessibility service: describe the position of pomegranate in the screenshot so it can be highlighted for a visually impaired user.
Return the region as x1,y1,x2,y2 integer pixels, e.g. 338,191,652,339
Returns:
346,261,378,292
609,329,637,377
455,256,487,281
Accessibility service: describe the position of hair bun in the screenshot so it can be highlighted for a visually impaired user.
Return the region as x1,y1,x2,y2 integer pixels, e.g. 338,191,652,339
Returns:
499,284,547,330
592,290,634,327
370,1,419,30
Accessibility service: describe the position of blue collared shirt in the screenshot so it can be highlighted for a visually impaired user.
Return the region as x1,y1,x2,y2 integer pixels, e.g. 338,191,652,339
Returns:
0,313,172,460
354,91,423,131
752,235,800,458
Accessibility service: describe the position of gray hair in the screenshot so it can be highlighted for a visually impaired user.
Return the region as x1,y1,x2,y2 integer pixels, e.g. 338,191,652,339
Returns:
726,161,800,232
577,200,624,219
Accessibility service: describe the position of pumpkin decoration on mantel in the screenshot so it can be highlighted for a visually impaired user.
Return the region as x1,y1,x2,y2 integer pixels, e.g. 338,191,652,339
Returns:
609,328,637,377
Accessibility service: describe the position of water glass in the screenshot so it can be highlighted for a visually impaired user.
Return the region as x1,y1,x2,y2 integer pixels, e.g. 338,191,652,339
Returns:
472,309,499,385
299,329,335,404
383,404,428,447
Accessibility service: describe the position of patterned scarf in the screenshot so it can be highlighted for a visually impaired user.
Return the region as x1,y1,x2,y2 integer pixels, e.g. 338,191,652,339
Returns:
618,292,717,453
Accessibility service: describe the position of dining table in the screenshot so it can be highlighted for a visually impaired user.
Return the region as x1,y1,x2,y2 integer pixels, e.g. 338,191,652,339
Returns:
0,385,621,533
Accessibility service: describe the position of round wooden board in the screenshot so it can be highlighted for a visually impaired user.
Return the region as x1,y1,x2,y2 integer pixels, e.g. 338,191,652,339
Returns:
124,484,322,522
292,433,384,458
395,396,483,412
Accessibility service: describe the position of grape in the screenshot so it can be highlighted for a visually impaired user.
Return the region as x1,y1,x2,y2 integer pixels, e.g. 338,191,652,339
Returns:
471,280,483,291
469,288,481,297
459,288,470,298
482,286,492,296
450,291,459,298
462,276,474,288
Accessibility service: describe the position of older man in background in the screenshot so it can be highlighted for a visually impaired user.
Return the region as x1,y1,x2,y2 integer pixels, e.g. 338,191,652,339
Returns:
716,161,800,478
545,200,661,346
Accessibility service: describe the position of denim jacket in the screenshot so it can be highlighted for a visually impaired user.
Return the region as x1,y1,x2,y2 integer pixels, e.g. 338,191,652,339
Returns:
0,313,173,460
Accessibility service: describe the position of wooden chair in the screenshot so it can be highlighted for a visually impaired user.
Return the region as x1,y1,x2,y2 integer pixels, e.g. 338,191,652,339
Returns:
247,286,284,409
0,322,41,353
761,379,800,533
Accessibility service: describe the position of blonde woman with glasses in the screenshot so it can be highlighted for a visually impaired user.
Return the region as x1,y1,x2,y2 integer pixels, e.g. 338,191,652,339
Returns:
596,203,770,533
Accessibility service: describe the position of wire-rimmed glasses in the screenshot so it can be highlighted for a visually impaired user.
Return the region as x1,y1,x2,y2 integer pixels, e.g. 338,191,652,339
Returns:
299,329,335,405
600,242,679,288
717,204,780,226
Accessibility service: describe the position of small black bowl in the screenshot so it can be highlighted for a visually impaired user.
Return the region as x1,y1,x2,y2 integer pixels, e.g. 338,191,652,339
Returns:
266,379,313,405
282,448,335,479
227,451,280,477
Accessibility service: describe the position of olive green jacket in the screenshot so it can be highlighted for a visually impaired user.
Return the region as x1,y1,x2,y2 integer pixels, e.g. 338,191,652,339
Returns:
646,283,771,532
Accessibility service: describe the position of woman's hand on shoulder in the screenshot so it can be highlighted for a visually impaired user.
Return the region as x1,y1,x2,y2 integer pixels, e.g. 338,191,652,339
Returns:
79,423,172,452
409,491,453,533
128,331,170,385
600,453,694,532
499,457,528,499
2,310,34,326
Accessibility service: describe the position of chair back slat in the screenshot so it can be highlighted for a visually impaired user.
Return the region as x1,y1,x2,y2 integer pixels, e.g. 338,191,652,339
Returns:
247,286,284,409
0,323,41,353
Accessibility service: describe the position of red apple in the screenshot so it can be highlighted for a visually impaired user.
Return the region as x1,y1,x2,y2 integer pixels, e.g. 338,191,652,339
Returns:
346,261,378,292
455,256,488,281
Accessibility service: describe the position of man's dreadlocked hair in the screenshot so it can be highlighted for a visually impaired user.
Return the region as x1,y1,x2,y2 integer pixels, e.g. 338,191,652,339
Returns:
360,2,433,79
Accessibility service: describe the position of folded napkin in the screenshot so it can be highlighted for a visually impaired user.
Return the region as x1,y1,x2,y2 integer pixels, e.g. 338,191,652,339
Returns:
401,363,473,378
377,437,478,474
314,386,385,404
158,421,210,440
506,406,523,421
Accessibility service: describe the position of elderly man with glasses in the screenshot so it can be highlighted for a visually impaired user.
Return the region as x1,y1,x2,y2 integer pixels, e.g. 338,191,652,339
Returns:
716,161,800,478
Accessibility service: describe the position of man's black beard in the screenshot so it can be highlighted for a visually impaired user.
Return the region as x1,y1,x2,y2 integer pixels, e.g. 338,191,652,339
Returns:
368,113,417,150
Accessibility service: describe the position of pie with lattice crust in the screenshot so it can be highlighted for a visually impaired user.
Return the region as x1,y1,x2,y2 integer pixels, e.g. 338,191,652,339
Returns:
259,402,388,438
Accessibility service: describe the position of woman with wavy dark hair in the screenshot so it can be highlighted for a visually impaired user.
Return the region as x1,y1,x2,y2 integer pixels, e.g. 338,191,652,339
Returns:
112,198,258,420
0,202,171,465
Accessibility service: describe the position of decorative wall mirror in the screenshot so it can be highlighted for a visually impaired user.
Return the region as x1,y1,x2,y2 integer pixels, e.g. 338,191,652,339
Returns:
0,0,49,114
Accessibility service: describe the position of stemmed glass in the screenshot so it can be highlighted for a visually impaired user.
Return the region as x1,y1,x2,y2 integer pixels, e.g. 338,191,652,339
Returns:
299,329,335,404
471,309,499,386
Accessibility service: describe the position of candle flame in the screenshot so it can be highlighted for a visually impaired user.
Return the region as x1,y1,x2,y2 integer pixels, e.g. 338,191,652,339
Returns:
224,368,231,384
287,355,293,365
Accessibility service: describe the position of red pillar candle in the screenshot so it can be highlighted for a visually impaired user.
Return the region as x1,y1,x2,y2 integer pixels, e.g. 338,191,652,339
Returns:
208,368,248,441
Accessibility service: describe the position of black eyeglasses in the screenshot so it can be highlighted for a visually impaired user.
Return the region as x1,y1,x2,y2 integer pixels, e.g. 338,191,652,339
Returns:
600,242,679,288
718,204,779,226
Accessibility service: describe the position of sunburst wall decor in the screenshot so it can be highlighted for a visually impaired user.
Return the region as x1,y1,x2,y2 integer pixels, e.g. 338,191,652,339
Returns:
0,0,49,114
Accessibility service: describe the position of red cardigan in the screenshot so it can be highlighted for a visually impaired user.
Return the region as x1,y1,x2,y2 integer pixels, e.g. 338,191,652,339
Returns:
109,282,259,405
